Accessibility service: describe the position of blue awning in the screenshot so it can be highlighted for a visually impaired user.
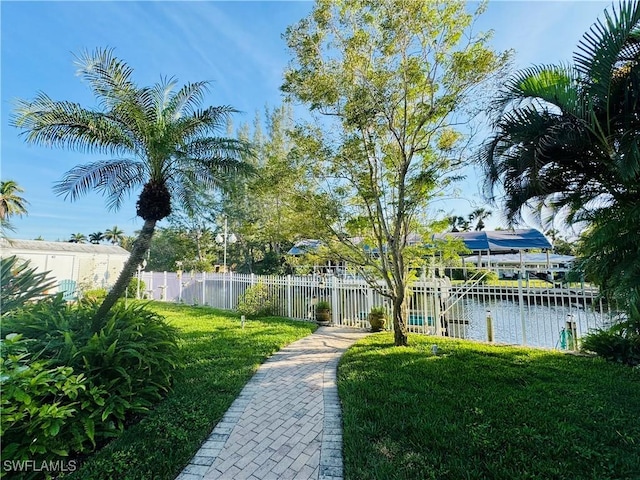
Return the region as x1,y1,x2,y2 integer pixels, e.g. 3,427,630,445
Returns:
287,239,323,255
437,229,552,252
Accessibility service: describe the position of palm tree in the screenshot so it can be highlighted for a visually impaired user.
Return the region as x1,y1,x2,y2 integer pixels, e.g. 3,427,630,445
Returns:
103,226,124,245
469,208,492,231
0,180,29,221
69,233,87,243
89,231,104,244
447,215,461,232
12,48,253,322
478,2,640,305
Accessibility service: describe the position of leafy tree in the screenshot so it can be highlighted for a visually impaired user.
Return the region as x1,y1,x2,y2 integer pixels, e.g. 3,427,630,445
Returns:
478,2,640,307
146,227,193,272
103,226,125,245
88,231,104,244
283,0,508,345
69,232,87,243
12,48,252,323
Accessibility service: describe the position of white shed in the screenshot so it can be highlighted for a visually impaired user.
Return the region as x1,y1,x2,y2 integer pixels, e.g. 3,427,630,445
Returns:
1,238,130,297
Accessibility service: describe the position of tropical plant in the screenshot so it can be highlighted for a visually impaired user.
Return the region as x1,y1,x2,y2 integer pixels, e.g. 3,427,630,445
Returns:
478,2,640,307
315,299,331,325
469,208,492,231
69,232,87,243
1,299,180,468
368,305,387,332
12,48,253,324
0,179,29,221
103,225,125,245
89,231,104,244
1,255,56,314
581,305,640,366
1,334,101,467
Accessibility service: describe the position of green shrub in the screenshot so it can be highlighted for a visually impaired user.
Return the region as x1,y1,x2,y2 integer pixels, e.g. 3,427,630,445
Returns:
1,334,110,474
82,288,107,302
316,300,331,311
126,278,146,299
1,299,180,469
236,283,276,317
581,307,640,366
467,268,498,284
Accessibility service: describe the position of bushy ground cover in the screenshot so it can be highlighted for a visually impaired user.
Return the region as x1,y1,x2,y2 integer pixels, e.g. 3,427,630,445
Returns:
339,334,640,480
65,302,316,479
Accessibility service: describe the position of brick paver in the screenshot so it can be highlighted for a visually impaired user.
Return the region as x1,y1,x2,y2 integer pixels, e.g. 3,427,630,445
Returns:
176,326,368,480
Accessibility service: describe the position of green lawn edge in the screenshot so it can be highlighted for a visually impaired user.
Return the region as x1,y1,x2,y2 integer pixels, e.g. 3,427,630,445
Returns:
66,302,316,480
339,334,640,480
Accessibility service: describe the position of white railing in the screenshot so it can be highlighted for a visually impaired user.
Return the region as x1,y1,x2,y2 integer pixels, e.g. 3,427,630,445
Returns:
137,266,619,351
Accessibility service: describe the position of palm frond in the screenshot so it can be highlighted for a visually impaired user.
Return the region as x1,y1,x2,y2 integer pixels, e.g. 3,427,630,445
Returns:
165,81,210,120
53,159,146,210
179,106,240,140
74,47,137,110
574,2,640,103
493,64,583,117
12,93,135,154
180,137,255,162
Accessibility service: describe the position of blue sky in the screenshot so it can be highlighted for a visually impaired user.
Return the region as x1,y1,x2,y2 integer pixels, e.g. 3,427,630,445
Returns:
1,1,609,241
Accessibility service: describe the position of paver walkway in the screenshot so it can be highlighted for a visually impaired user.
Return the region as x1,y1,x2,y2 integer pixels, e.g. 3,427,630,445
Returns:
176,326,369,480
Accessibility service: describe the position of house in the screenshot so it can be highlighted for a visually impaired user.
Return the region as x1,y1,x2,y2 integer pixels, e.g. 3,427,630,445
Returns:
1,238,130,298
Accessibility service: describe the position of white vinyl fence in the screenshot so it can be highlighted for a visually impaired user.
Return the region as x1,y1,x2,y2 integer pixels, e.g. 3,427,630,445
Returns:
136,266,619,351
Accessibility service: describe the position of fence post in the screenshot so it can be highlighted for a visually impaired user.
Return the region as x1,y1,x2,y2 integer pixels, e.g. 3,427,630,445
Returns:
201,271,206,305
162,271,167,301
330,276,339,325
228,272,234,310
287,275,292,319
518,270,527,345
486,310,494,342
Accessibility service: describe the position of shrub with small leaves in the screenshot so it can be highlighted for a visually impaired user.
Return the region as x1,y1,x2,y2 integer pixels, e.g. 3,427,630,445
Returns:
236,283,276,317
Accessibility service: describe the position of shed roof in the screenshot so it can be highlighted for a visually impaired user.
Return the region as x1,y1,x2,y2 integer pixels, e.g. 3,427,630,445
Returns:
1,238,130,256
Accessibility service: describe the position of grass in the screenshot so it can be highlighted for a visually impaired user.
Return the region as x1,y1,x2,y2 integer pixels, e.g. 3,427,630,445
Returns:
66,302,316,480
339,334,640,480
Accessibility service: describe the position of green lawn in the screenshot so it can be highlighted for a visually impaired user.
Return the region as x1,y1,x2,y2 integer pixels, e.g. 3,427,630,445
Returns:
339,334,640,480
67,302,316,480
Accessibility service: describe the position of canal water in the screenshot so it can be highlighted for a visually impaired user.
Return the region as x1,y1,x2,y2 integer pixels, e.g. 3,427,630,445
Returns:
446,298,615,350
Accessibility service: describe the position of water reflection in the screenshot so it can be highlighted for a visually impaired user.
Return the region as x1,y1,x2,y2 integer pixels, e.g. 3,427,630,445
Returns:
446,298,612,349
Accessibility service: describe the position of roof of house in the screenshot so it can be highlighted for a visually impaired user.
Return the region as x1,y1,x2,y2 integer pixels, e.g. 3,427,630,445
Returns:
1,238,130,256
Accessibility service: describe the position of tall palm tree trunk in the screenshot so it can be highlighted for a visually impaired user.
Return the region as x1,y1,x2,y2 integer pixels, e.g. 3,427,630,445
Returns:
93,219,157,327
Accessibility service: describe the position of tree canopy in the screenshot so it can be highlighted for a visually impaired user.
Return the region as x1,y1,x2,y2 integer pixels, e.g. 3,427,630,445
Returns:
283,0,509,345
479,1,640,307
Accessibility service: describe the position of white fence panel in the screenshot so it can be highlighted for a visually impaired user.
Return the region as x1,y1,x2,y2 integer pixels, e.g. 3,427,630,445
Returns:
138,266,619,351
